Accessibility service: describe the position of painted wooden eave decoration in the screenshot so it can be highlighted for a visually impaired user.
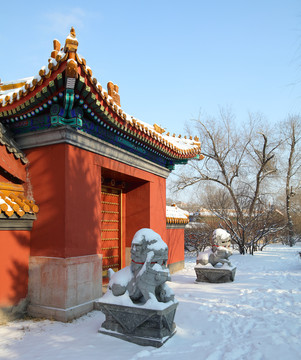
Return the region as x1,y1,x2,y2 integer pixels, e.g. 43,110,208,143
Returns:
0,28,204,170
0,183,39,218
166,204,190,225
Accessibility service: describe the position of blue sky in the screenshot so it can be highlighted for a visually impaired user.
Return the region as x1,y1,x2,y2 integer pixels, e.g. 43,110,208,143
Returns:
1,0,300,136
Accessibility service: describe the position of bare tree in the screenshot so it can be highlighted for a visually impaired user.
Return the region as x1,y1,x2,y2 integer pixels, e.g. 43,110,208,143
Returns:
280,115,301,246
172,109,283,254
201,184,285,254
184,222,212,254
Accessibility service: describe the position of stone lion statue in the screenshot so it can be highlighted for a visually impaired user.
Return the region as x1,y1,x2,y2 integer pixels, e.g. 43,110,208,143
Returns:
108,228,175,304
197,228,233,267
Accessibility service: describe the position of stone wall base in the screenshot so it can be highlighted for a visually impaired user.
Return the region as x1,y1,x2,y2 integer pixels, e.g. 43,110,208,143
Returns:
168,260,184,274
27,300,95,322
28,254,102,322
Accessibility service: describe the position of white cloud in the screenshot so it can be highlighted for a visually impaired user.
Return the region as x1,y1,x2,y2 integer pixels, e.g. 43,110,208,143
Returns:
43,7,98,37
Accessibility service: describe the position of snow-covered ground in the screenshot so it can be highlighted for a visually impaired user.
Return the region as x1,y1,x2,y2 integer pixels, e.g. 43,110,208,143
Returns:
1,243,300,360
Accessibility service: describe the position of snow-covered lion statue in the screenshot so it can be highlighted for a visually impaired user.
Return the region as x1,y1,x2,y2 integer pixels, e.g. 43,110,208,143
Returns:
108,228,174,304
197,228,233,267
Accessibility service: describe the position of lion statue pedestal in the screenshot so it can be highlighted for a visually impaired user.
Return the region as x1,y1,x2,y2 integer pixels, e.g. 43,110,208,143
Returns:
194,229,236,283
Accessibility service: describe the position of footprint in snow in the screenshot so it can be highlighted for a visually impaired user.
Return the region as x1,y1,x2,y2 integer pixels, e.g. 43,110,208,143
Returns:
192,340,211,348
135,350,151,358
223,345,249,360
206,349,224,360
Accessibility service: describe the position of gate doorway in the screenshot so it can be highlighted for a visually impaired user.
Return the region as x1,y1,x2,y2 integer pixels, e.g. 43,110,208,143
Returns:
101,186,122,283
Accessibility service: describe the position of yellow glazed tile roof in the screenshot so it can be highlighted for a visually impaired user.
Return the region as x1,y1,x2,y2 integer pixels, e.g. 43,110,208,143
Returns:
0,183,39,217
166,204,189,224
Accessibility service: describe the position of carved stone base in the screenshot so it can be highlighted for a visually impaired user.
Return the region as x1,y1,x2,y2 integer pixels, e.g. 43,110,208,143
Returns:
195,265,236,283
95,301,178,347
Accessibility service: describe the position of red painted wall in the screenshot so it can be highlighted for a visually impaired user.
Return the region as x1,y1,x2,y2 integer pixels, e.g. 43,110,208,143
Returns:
166,228,185,265
64,146,102,257
125,182,150,247
124,179,167,247
149,178,167,242
25,143,168,259
0,231,30,306
26,144,67,257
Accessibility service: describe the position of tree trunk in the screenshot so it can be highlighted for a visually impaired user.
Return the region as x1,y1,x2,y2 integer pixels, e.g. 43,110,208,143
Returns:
286,124,296,247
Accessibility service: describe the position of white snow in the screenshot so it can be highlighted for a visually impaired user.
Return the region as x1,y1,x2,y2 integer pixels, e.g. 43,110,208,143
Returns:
66,34,78,41
152,263,169,272
100,290,135,307
1,243,301,360
166,205,189,220
108,266,133,287
108,103,200,152
40,65,50,77
0,197,13,212
0,77,34,87
196,248,212,263
132,228,167,252
213,228,230,242
195,262,215,269
99,289,176,311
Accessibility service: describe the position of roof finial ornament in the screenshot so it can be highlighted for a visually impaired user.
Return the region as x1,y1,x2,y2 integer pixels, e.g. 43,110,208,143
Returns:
70,27,76,37
64,27,78,59
107,82,121,107
153,124,165,134
51,39,61,59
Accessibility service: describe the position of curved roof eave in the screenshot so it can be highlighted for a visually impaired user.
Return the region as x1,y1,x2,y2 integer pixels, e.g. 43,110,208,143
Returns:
0,28,203,162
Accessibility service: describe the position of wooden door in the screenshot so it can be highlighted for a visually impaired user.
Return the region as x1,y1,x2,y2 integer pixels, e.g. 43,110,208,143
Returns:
101,187,122,283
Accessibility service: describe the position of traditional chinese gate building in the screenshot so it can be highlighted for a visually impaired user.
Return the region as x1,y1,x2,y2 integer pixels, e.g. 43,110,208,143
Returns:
0,28,202,322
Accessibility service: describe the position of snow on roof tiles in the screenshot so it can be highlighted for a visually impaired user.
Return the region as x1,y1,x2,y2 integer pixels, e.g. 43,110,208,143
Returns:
166,204,189,224
0,183,39,218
